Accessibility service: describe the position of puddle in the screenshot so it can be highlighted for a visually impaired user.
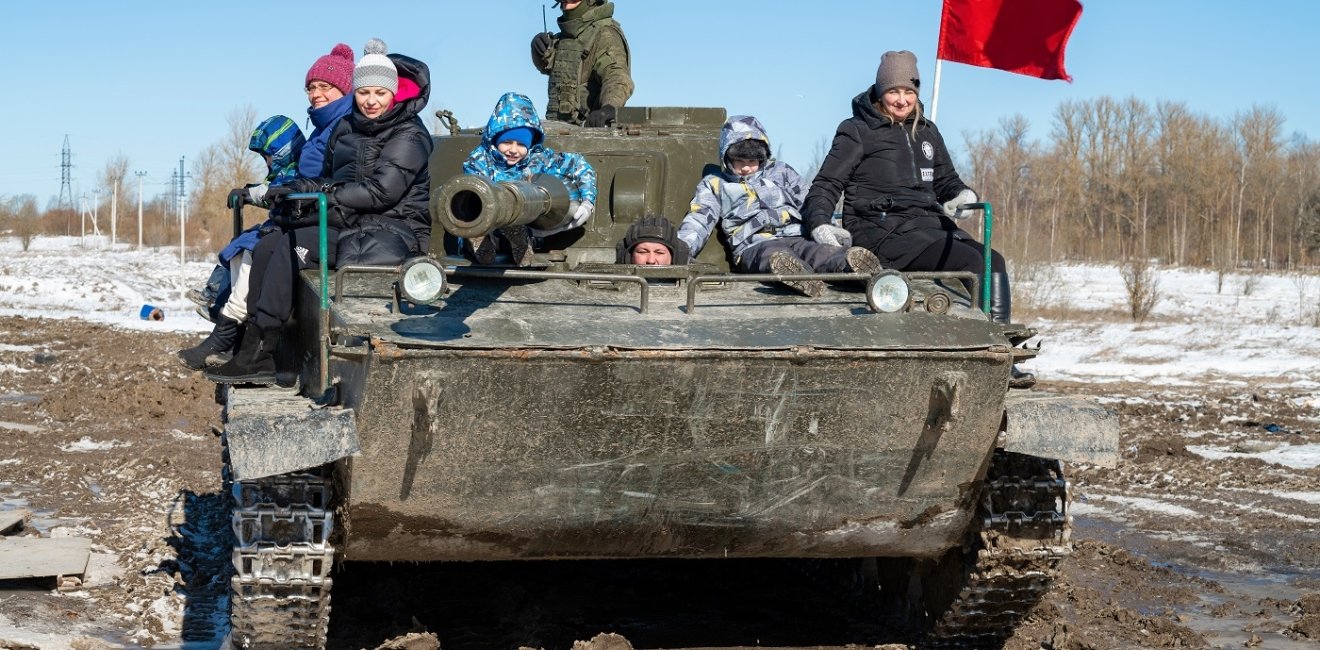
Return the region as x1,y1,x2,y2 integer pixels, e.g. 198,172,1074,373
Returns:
0,485,83,535
0,392,40,404
1076,517,1317,648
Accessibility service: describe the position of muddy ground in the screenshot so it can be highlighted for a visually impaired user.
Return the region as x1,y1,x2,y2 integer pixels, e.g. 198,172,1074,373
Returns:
0,315,1317,649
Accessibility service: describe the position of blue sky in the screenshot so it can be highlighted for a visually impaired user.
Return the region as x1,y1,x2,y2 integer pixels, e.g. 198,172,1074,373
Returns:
4,1,1318,206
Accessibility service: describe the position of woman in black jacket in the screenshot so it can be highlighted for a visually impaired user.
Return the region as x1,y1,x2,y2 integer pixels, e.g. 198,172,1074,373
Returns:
802,50,1028,384
208,39,433,385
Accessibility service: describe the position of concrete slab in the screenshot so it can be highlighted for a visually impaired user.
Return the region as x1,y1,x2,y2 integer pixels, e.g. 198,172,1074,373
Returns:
0,509,28,535
0,537,90,586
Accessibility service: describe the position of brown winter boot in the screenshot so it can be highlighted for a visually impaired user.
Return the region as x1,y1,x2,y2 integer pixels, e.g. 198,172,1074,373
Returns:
844,247,883,275
769,250,824,297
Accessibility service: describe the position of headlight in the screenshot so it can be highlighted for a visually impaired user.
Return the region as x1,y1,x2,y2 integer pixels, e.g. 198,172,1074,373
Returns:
398,257,448,305
866,271,910,313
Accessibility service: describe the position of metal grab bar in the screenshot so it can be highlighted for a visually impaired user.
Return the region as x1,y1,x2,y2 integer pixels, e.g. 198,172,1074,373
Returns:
684,270,981,314
449,268,652,314
287,192,330,394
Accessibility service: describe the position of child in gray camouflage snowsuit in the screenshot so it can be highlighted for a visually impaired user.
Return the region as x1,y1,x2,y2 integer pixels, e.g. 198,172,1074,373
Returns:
676,115,881,297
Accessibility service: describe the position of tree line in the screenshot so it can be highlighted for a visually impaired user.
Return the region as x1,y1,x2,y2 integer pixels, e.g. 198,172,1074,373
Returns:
4,97,1320,271
960,96,1320,270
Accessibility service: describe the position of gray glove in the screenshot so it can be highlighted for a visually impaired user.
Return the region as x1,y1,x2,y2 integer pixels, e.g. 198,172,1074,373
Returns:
942,188,979,219
811,224,852,248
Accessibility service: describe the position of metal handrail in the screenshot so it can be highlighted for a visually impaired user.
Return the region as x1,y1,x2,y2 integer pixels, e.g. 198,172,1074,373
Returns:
288,192,330,394
449,267,652,314
686,271,870,314
955,201,995,315
685,270,981,314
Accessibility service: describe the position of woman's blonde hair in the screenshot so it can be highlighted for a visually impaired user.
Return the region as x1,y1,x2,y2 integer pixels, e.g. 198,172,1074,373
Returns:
873,91,923,139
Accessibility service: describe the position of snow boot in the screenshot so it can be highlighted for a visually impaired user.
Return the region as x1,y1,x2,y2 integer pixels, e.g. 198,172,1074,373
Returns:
177,316,240,370
205,323,279,386
769,250,824,297
990,271,1036,388
844,247,883,275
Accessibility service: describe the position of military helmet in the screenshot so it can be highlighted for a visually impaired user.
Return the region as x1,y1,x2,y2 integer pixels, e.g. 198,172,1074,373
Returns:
615,216,690,264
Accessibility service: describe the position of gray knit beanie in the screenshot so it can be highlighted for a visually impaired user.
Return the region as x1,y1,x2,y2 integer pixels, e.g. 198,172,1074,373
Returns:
354,38,398,93
873,50,920,99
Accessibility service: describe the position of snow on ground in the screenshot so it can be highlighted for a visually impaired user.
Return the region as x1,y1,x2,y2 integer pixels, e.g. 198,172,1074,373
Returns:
0,235,213,334
1186,442,1320,470
1017,263,1320,386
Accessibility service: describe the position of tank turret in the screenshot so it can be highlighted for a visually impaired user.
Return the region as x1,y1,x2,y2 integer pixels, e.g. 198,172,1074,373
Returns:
432,174,572,239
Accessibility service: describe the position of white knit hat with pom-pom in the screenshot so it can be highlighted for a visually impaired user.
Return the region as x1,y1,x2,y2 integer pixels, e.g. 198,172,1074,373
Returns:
353,38,398,93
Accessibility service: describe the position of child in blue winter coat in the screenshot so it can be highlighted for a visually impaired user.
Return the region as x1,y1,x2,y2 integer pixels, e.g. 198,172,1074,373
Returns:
177,115,304,370
676,115,881,297
187,116,305,317
461,92,596,265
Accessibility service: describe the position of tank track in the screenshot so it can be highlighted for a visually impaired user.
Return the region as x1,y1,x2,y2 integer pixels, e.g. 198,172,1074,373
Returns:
226,455,336,650
924,451,1072,648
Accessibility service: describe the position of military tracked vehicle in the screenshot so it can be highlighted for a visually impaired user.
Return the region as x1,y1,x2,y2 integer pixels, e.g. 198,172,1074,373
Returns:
219,106,1119,649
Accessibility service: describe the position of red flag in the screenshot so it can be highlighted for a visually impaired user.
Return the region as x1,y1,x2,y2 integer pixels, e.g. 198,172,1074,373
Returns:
937,0,1082,81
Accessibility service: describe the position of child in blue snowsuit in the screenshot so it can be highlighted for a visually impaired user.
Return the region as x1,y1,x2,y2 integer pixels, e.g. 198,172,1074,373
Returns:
460,92,596,265
177,115,304,370
188,116,305,316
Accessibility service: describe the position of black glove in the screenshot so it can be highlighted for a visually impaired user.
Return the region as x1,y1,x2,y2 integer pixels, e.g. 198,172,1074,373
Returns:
584,104,616,127
227,188,251,209
531,32,554,61
267,179,323,204
264,185,295,206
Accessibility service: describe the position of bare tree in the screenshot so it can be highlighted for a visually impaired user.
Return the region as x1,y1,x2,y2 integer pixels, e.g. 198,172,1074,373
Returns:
1120,257,1161,323
190,106,262,254
2,194,42,251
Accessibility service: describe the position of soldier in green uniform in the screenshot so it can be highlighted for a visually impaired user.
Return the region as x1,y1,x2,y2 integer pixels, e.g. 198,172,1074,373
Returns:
530,0,634,127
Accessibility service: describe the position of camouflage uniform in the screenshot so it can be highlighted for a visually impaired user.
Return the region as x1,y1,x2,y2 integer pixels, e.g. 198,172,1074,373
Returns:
531,0,634,124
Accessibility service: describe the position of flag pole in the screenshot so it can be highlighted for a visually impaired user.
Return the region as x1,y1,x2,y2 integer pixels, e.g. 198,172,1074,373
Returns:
930,58,944,123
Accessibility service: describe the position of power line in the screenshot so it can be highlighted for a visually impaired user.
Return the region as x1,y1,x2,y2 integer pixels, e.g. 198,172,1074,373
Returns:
58,135,73,212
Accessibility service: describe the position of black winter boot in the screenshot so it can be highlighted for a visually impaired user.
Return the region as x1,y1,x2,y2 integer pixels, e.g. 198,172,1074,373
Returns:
990,272,1036,388
177,316,240,370
205,323,279,385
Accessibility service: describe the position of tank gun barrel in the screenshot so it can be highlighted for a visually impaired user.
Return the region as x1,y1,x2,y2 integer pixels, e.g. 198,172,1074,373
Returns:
432,174,572,239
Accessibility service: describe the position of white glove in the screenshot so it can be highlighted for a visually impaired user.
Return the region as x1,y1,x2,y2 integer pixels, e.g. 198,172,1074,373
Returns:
942,188,979,219
811,224,852,248
248,183,270,206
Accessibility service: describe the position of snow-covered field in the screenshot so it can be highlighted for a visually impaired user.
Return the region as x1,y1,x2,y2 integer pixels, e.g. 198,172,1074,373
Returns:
0,236,213,334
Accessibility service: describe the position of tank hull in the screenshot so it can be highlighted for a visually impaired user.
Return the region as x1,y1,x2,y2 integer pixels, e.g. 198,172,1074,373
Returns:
338,348,1006,561
292,272,1014,562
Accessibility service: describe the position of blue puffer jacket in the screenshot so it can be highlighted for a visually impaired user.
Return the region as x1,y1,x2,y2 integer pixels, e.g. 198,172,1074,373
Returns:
462,92,596,236
677,115,809,258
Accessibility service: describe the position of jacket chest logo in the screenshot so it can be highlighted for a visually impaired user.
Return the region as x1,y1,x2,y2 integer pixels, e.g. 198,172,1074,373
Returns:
921,141,935,160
